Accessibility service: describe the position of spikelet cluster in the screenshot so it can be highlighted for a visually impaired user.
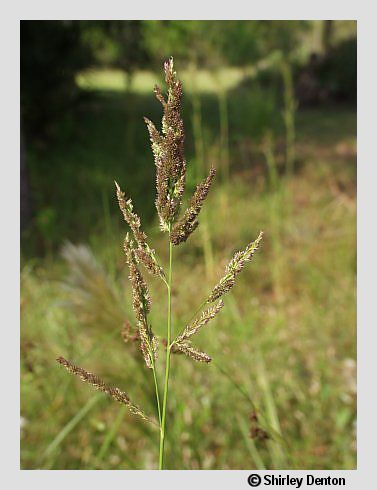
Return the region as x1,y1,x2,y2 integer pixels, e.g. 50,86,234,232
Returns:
145,57,216,244
144,57,186,231
56,356,149,421
208,231,264,303
121,319,139,344
124,234,158,368
115,181,164,278
170,167,216,245
173,342,212,363
172,300,224,364
176,300,224,344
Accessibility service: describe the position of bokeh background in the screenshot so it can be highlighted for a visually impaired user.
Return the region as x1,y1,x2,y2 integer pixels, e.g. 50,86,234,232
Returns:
20,20,356,470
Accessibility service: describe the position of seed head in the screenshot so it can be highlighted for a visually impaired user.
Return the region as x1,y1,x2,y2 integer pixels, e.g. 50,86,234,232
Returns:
173,342,212,363
208,231,263,302
144,57,186,230
115,181,164,279
124,235,157,368
171,167,216,245
56,356,149,420
176,299,224,343
121,319,140,344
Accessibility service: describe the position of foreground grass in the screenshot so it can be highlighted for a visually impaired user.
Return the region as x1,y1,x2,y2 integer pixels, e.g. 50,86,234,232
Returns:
21,74,356,469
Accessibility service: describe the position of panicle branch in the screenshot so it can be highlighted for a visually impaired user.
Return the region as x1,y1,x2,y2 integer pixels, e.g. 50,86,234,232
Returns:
121,319,140,344
170,167,216,245
172,342,212,363
124,234,158,368
56,356,150,421
115,181,164,279
175,299,224,344
208,231,264,303
144,57,186,231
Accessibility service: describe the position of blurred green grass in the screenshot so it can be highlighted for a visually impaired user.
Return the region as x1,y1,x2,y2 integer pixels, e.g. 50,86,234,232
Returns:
76,66,255,94
21,68,356,469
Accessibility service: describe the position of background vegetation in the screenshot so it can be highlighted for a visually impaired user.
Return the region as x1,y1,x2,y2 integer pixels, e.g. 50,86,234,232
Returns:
20,20,356,469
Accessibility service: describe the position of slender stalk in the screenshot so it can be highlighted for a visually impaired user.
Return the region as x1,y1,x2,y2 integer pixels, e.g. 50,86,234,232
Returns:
159,227,173,469
150,356,162,426
141,298,162,427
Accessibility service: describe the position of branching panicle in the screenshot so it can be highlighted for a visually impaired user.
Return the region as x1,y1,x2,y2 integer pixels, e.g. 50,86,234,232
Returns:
124,235,157,368
121,319,139,344
115,180,145,245
145,57,186,230
208,231,264,303
56,357,149,420
173,342,212,363
171,167,216,245
115,181,164,278
153,85,167,109
176,299,224,343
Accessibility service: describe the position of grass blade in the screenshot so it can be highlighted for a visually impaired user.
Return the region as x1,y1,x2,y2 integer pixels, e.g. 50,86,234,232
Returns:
97,405,127,462
41,394,101,468
237,415,266,470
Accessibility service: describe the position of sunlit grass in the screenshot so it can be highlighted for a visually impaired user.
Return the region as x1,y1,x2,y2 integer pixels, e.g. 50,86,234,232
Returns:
76,66,255,94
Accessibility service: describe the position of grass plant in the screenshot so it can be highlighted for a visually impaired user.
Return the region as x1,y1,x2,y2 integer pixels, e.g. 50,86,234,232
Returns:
56,58,263,469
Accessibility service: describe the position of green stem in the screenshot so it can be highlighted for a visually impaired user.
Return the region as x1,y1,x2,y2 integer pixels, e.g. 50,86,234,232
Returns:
150,356,162,426
159,229,173,469
141,297,162,427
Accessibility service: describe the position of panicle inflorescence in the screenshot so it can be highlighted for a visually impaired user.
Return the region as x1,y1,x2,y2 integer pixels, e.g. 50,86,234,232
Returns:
124,234,158,368
121,319,140,344
172,300,224,364
175,299,224,344
144,57,186,231
208,231,264,303
173,342,212,363
170,167,216,245
56,356,149,420
115,181,164,279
